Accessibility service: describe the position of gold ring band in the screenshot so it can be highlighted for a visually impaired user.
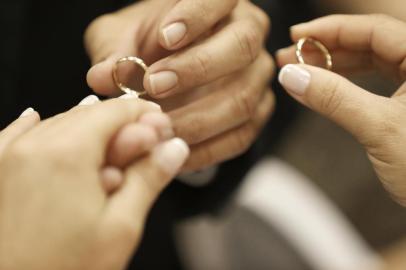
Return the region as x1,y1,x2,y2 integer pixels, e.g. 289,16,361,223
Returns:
113,56,148,96
296,37,333,70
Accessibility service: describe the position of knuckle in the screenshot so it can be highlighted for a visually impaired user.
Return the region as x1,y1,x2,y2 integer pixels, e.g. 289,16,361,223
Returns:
255,7,271,34
262,52,275,78
318,78,343,118
6,139,36,162
234,87,257,119
234,124,255,155
233,22,261,64
191,50,211,83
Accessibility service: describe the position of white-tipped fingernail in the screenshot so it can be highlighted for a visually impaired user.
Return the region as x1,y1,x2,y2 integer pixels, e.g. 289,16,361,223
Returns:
152,138,190,175
163,22,187,48
119,92,139,99
149,71,178,95
278,64,311,96
19,108,35,118
147,101,162,111
78,95,100,106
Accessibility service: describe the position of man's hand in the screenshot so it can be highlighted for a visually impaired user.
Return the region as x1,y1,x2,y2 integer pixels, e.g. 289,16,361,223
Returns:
85,0,275,172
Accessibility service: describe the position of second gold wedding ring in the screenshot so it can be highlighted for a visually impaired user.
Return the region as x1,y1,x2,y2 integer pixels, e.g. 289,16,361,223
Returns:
296,37,333,70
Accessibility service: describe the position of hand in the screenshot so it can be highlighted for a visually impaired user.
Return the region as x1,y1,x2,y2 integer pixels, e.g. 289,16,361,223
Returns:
0,98,189,270
276,14,406,206
85,0,275,172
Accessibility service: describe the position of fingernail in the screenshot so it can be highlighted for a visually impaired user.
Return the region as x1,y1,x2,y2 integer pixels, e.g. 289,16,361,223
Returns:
278,64,311,95
146,101,162,111
19,107,35,118
149,71,178,95
78,95,100,106
119,92,139,99
152,138,190,174
138,113,174,140
163,22,187,48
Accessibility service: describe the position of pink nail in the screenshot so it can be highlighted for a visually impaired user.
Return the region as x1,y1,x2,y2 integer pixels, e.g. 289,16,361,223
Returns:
279,64,311,96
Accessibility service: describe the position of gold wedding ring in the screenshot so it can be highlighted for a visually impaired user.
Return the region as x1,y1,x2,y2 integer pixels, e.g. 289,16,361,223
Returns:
113,56,148,97
296,37,333,70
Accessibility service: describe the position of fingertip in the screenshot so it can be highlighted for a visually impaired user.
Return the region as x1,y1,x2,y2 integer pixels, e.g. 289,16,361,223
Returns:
159,21,188,50
290,22,310,41
138,112,174,141
87,59,118,96
108,124,159,167
101,166,124,194
18,107,41,122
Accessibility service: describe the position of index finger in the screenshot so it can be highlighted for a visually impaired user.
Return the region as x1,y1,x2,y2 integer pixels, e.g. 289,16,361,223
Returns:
290,15,406,71
159,0,237,50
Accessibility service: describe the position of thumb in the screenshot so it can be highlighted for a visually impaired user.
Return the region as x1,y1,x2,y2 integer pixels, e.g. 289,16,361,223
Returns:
84,15,136,96
278,64,389,144
93,138,189,270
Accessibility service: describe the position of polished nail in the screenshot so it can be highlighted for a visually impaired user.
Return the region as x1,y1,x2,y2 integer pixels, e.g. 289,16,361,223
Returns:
78,95,100,106
119,92,139,99
278,64,311,95
152,138,190,174
163,22,187,48
146,101,162,111
149,71,178,95
19,108,35,118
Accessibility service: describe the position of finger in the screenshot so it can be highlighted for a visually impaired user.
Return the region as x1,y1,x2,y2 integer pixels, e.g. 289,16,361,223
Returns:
169,52,274,145
276,46,373,74
158,0,238,50
278,64,390,144
100,166,124,195
85,12,143,96
99,138,189,263
289,14,406,79
31,96,162,164
77,95,101,106
106,112,174,168
145,15,269,98
0,108,40,154
107,124,159,168
184,90,273,172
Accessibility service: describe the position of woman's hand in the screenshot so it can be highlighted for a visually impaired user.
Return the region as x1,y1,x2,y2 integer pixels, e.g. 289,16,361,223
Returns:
0,97,189,270
277,14,406,206
84,0,274,171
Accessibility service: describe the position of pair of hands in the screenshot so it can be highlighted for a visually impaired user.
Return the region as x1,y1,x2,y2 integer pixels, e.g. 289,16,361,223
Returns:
277,14,406,206
0,1,273,269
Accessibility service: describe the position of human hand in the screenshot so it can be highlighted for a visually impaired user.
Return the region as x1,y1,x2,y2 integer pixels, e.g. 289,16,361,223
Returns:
85,0,275,171
277,14,406,206
0,98,189,270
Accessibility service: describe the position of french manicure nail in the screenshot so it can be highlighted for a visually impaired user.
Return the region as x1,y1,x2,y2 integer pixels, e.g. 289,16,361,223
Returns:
78,95,100,106
152,138,190,174
146,101,162,111
163,22,187,48
278,64,311,95
149,71,178,95
19,107,35,118
119,92,139,99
